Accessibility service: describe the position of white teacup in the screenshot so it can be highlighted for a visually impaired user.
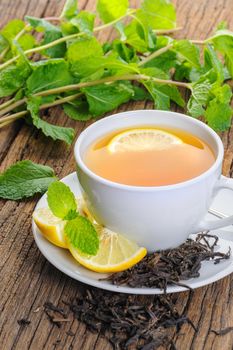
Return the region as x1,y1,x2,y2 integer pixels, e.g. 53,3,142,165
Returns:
74,110,233,251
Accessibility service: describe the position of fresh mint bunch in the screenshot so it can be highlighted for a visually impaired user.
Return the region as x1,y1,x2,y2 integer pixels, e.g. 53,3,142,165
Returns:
0,0,232,139
47,181,99,255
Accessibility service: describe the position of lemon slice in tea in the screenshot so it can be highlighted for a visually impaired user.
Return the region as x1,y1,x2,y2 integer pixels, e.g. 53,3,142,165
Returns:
108,128,183,153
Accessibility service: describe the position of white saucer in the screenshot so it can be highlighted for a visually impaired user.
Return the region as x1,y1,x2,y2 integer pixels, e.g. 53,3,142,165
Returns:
32,172,233,295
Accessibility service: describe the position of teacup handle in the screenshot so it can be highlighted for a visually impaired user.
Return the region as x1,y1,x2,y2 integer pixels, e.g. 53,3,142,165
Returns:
197,176,233,232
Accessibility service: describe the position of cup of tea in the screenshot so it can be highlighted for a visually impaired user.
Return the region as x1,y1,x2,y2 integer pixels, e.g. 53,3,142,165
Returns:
74,110,233,251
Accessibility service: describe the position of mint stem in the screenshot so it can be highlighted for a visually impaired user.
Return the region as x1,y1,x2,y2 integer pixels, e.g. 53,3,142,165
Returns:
153,27,183,34
0,92,83,126
0,74,191,128
138,44,174,66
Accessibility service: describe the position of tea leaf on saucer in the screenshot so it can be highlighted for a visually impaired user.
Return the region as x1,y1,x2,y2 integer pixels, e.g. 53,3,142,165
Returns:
65,215,99,255
0,160,57,200
47,181,77,220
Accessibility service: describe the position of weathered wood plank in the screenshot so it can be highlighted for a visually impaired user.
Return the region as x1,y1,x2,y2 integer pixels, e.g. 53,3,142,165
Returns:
0,0,233,349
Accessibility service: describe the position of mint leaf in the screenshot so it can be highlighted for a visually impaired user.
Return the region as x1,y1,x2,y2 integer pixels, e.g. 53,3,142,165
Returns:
1,19,25,41
131,85,152,101
138,0,176,30
142,51,177,73
70,11,95,35
205,100,232,131
27,97,75,144
60,0,78,19
65,216,99,255
97,0,128,24
205,84,232,131
112,41,137,63
188,80,212,117
124,18,156,53
143,81,170,110
210,30,233,78
82,81,133,117
18,33,36,51
67,37,103,64
204,44,224,83
0,34,8,52
0,160,57,200
63,100,92,121
0,52,31,97
25,16,65,58
173,40,200,68
26,59,72,94
47,181,77,219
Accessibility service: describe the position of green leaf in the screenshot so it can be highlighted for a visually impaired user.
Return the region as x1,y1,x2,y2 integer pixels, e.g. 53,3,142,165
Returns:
131,85,152,101
138,0,176,30
82,81,133,117
143,81,170,110
112,40,137,63
124,19,156,53
204,44,224,83
156,84,185,107
173,40,200,68
142,51,177,73
26,59,72,94
1,19,25,41
27,97,75,145
47,181,77,220
188,80,212,117
18,33,36,51
205,102,232,131
25,16,65,58
63,100,92,120
70,11,95,35
67,36,103,64
65,216,99,255
0,160,57,200
140,66,169,79
210,30,233,77
0,34,8,52
71,54,138,80
60,0,78,19
0,49,31,98
97,0,129,24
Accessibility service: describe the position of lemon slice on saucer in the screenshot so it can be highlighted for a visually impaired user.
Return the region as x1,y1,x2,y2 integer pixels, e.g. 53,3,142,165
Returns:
33,208,67,248
108,128,183,152
33,202,147,272
67,227,147,273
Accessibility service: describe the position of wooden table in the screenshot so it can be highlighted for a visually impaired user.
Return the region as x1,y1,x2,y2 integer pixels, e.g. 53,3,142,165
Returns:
1,0,233,349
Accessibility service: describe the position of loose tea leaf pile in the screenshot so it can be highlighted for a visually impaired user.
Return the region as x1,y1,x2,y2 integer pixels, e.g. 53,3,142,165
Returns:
43,234,231,349
106,233,231,291
0,0,233,143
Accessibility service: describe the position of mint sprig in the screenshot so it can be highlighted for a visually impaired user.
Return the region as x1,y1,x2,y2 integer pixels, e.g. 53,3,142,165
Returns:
47,181,99,255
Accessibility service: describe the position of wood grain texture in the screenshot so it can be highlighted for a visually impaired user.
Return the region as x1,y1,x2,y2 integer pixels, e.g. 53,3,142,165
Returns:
0,0,233,349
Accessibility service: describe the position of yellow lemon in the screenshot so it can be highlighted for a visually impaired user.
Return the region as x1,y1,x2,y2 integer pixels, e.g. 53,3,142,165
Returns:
33,208,67,248
67,226,147,273
108,128,183,153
